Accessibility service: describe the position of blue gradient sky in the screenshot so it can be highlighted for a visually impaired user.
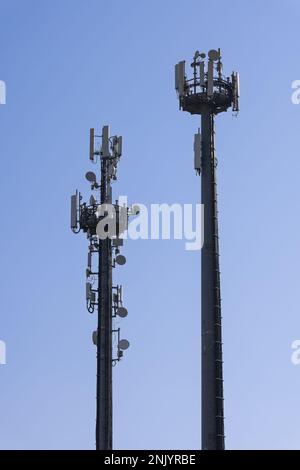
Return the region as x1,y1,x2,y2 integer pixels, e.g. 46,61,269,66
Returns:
0,0,300,450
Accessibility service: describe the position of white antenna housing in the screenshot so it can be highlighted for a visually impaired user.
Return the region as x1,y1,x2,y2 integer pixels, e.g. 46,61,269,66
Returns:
102,125,110,157
207,59,214,96
70,191,78,229
90,128,95,161
175,61,185,97
194,129,202,174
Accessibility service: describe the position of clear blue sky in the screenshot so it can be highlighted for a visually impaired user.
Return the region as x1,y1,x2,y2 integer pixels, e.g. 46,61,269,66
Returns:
0,0,300,450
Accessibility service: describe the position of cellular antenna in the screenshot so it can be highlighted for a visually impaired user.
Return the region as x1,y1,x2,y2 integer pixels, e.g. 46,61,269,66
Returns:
70,124,134,450
89,128,95,161
175,49,239,450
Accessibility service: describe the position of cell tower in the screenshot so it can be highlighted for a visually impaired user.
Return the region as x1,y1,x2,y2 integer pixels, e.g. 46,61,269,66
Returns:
70,125,132,450
175,49,239,450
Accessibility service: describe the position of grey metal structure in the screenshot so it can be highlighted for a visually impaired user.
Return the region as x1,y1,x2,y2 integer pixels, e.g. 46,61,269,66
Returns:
175,49,239,450
71,125,130,450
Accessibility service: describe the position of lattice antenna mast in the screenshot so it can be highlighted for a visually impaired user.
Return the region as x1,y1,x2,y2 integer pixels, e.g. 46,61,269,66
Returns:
71,125,134,450
175,49,239,450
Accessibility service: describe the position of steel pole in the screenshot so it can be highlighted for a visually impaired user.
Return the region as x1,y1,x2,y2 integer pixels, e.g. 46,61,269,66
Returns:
201,107,225,450
96,158,113,450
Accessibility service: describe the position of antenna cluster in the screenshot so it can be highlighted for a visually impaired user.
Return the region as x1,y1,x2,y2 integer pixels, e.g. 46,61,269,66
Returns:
70,124,136,449
175,49,239,115
71,125,131,366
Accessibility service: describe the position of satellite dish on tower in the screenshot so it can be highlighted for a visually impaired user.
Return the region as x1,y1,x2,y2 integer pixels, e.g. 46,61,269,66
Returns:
118,339,130,351
208,49,220,61
85,171,96,183
116,307,128,318
116,254,126,265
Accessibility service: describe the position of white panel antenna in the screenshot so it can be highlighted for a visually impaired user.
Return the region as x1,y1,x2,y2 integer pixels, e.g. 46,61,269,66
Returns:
70,191,78,229
87,252,92,269
119,285,123,303
113,136,122,157
232,72,240,112
86,282,92,300
102,125,110,157
199,61,205,86
194,129,202,173
118,136,122,156
86,282,95,301
90,128,95,161
236,72,240,98
175,61,185,96
207,59,214,96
